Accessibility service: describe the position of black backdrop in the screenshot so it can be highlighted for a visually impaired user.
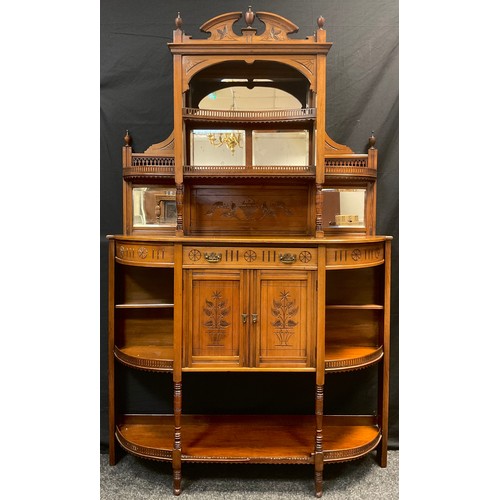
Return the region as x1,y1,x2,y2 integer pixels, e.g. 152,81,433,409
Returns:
100,0,399,450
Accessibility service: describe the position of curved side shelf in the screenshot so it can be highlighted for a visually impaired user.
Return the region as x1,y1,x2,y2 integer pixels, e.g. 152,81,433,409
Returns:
323,418,381,463
115,242,175,267
325,243,385,269
325,345,383,373
114,346,174,372
116,416,173,462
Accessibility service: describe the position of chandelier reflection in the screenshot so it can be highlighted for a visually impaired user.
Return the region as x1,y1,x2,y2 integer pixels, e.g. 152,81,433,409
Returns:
207,131,243,155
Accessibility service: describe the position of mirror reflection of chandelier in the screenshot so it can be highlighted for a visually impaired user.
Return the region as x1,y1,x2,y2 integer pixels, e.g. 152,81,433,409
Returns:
207,131,243,155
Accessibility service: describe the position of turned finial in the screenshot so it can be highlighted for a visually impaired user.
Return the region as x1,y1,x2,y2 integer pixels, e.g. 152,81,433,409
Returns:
245,6,255,28
368,131,376,149
317,15,325,30
175,12,182,30
124,130,132,147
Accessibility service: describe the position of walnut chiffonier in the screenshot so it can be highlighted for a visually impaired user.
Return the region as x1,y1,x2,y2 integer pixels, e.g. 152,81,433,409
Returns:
108,8,392,497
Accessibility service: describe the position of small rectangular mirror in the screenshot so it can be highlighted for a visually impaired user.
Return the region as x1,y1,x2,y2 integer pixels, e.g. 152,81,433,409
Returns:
190,129,245,166
252,130,309,166
132,187,177,227
323,188,366,228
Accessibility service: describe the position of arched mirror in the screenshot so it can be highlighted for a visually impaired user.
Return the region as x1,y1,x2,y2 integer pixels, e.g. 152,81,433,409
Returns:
199,86,302,111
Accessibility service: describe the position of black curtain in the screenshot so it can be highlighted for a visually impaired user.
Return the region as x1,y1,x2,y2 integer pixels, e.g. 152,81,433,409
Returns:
100,0,399,450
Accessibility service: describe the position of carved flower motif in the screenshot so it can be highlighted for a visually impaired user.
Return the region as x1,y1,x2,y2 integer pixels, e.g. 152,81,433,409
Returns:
189,249,201,261
299,251,312,263
244,250,257,262
351,249,361,261
138,247,148,259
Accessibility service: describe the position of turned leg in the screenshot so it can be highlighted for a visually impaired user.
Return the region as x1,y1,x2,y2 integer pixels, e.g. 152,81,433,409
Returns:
315,384,324,497
173,381,182,494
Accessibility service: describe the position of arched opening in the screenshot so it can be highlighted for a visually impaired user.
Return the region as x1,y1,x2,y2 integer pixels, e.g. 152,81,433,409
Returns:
187,60,311,108
199,86,302,111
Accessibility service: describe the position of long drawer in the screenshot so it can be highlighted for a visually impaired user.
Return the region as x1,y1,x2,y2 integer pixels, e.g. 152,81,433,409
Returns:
183,246,318,268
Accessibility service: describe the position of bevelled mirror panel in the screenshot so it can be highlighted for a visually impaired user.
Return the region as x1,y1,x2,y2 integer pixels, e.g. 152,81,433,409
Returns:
252,130,309,166
323,188,366,228
132,187,177,227
190,129,246,166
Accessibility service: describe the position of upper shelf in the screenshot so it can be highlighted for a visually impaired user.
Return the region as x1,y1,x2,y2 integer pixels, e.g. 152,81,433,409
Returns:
183,107,316,123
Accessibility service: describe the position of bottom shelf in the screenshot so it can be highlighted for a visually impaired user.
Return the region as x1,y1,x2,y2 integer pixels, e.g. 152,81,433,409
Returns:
116,414,380,464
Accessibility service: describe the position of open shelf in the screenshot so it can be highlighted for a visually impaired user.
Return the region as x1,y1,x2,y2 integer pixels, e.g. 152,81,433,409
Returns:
325,304,383,310
325,345,383,372
116,414,380,464
114,345,174,371
115,308,174,372
116,301,174,309
116,265,174,305
322,415,381,462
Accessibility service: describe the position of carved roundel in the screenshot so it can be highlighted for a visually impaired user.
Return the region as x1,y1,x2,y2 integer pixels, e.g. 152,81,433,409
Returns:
188,249,202,261
138,247,148,259
244,250,257,262
118,246,125,258
299,251,312,263
351,249,361,261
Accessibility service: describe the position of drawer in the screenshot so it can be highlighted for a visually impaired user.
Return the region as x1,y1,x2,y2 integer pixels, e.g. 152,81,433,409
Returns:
115,241,174,266
325,243,384,268
183,246,318,268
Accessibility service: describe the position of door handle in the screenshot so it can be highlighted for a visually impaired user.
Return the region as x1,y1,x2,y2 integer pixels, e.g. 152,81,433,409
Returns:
242,313,248,324
252,313,258,324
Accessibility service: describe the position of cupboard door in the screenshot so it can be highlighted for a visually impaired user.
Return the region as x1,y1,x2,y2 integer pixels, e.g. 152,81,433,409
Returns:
254,270,315,368
184,270,246,368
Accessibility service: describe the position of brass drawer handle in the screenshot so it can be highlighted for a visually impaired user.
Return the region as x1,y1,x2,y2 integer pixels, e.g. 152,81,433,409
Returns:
279,253,296,264
204,252,222,263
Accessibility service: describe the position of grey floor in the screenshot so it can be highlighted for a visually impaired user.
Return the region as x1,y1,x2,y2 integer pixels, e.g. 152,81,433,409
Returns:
101,450,398,499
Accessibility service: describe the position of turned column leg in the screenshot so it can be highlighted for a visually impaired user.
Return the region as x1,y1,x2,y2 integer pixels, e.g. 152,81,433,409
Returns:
315,384,324,497
173,381,182,495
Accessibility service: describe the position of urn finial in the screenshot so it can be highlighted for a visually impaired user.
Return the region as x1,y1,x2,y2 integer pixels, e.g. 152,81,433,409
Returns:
245,6,255,28
124,130,132,147
175,12,182,30
317,15,325,30
368,131,376,149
